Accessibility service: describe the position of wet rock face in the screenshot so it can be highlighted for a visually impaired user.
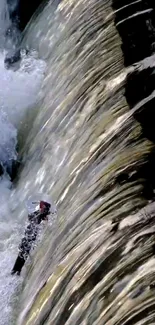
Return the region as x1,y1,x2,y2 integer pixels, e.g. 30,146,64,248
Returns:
7,0,45,32
0,164,3,177
4,48,21,69
112,0,155,66
5,159,21,181
0,159,20,181
112,0,155,201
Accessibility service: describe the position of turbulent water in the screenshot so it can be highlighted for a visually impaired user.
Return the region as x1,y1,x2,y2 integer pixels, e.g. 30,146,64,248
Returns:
0,52,46,325
0,2,47,324
0,0,155,324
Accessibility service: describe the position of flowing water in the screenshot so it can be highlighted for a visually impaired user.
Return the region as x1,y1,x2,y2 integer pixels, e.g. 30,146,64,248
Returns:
12,0,155,324
0,2,47,325
0,0,155,324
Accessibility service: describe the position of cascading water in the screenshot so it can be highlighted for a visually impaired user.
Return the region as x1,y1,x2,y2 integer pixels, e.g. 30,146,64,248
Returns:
9,0,155,324
0,0,155,324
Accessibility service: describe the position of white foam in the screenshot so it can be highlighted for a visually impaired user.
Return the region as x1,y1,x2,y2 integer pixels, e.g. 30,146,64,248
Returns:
0,112,17,164
0,50,46,165
0,177,21,325
0,49,46,324
0,50,46,127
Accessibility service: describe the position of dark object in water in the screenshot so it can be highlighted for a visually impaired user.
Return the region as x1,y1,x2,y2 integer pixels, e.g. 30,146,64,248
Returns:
5,159,21,181
130,286,145,299
2,159,21,181
116,173,129,185
11,256,25,276
0,159,20,181
152,243,155,256
4,48,29,69
4,49,21,69
111,219,119,233
11,201,51,275
0,164,3,177
150,283,155,289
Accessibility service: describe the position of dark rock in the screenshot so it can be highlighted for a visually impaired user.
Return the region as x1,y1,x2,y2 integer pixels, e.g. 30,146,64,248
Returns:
6,159,21,181
4,48,21,69
112,0,155,202
112,0,155,66
2,159,21,181
150,283,155,289
0,164,3,177
116,173,129,185
4,48,29,69
7,0,45,32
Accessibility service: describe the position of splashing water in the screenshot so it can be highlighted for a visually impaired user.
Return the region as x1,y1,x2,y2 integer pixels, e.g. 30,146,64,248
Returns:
0,47,46,324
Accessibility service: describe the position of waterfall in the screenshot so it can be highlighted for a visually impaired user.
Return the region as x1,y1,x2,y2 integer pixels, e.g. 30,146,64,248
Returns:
9,0,155,324
0,0,155,324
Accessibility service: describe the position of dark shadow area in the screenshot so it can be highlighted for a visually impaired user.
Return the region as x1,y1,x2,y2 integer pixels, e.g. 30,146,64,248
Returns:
5,159,21,182
0,158,21,182
7,0,45,32
125,68,155,142
112,0,155,200
112,0,155,66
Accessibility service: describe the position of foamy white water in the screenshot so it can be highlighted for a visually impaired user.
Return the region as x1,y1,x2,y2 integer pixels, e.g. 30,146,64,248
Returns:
0,50,46,325
0,177,21,325
0,50,46,127
0,50,46,165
